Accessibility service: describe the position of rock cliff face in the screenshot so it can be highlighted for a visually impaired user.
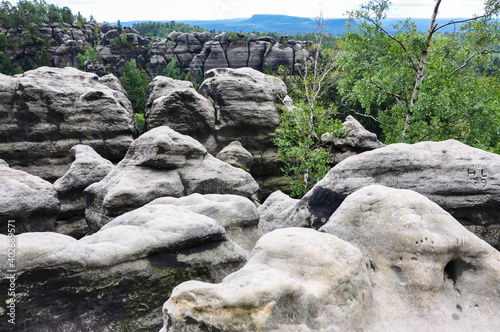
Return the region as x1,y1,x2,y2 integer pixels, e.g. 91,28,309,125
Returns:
149,32,310,76
162,186,500,331
264,139,500,249
3,22,309,77
0,66,136,182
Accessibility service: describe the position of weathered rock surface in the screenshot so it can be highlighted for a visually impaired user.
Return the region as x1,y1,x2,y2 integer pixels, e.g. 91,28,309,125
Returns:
144,76,216,152
199,67,288,194
0,67,136,182
272,140,500,249
322,115,385,164
258,190,299,233
0,204,247,332
162,185,500,331
162,227,375,332
320,185,500,331
216,141,254,171
147,194,261,252
53,145,114,238
85,126,260,233
0,160,59,234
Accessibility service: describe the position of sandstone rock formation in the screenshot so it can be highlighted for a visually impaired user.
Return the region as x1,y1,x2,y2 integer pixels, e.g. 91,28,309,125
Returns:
161,185,500,331
322,115,385,164
0,160,59,234
320,185,500,331
162,227,375,332
216,141,254,171
0,203,247,332
199,67,288,193
53,144,114,238
85,126,260,233
258,190,299,233
0,67,136,182
146,194,261,252
270,140,500,249
144,76,217,152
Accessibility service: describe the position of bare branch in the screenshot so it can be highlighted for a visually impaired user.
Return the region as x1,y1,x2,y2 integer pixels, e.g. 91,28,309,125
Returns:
452,50,491,73
369,78,408,102
435,14,489,33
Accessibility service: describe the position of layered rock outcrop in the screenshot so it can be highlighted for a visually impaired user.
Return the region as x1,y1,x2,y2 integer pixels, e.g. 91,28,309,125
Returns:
53,144,114,238
268,139,500,249
0,203,247,332
146,68,288,195
0,67,136,182
85,126,260,233
162,186,500,331
0,160,59,234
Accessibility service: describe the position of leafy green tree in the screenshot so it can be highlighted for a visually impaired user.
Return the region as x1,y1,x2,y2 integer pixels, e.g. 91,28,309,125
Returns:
271,103,345,197
76,42,101,69
271,11,345,197
121,59,150,133
34,47,51,67
0,51,22,75
166,57,179,79
336,0,500,149
60,6,73,24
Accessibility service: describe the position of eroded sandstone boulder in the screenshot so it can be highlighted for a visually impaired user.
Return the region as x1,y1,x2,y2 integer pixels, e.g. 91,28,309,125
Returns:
0,205,247,332
0,67,136,182
272,140,500,249
216,141,254,171
0,160,59,234
320,185,500,331
147,193,261,252
85,126,260,233
162,227,375,332
144,76,216,152
53,145,114,238
258,190,299,233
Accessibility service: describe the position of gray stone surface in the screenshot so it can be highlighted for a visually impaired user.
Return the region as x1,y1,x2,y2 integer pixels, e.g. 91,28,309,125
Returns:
271,139,500,250
0,204,247,332
258,190,299,234
53,144,114,238
320,185,500,331
0,67,136,182
161,227,375,332
148,193,262,252
216,141,254,171
0,163,59,234
85,126,260,232
144,76,216,152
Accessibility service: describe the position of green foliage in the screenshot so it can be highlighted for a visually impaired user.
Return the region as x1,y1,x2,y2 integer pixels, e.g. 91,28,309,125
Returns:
0,0,76,29
117,20,123,35
132,21,207,38
0,51,22,75
34,47,51,67
121,59,150,117
76,42,101,69
166,57,179,79
135,113,145,134
336,0,500,151
271,103,345,197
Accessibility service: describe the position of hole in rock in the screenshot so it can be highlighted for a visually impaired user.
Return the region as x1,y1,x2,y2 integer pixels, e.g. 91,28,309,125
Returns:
444,259,475,285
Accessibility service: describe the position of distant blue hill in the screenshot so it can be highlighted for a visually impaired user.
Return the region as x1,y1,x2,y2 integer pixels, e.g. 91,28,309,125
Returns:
117,14,467,35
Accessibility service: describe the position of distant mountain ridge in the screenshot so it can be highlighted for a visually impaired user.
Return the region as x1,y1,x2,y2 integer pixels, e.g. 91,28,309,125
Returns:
117,14,468,35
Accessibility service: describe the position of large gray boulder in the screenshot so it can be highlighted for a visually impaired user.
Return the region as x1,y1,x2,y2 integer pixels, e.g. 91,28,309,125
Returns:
271,140,500,249
162,227,375,332
148,194,261,252
0,67,136,182
144,76,216,152
258,190,299,233
53,145,114,238
0,204,247,332
216,141,254,171
85,126,260,233
161,185,500,331
199,67,288,194
0,160,59,234
320,185,500,331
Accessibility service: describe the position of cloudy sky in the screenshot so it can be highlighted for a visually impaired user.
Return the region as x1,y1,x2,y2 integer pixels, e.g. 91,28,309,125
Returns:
34,0,486,22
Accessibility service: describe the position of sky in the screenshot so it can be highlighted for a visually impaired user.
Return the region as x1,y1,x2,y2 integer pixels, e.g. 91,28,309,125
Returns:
29,0,486,22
